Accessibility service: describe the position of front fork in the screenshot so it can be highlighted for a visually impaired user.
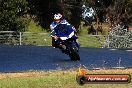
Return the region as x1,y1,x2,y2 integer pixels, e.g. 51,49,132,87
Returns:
67,40,79,53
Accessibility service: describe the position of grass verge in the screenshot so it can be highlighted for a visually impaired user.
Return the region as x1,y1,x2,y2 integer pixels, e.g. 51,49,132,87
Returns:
0,69,132,88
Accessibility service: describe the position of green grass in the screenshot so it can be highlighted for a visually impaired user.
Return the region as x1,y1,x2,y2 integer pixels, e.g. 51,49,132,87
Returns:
25,20,46,33
21,32,105,48
18,20,107,48
22,33,52,46
0,69,132,88
0,74,75,88
19,20,107,47
78,35,104,48
17,19,52,46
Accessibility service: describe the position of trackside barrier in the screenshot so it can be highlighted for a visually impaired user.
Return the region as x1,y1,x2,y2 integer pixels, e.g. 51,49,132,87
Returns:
0,31,131,48
0,31,51,46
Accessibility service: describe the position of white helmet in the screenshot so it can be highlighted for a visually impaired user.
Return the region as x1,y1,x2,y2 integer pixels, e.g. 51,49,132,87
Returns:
54,13,62,21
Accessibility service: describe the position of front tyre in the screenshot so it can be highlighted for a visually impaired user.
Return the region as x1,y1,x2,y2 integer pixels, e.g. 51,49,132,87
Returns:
69,45,80,61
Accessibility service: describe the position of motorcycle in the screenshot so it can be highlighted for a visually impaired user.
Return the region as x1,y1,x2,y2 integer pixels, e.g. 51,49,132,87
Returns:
54,24,80,61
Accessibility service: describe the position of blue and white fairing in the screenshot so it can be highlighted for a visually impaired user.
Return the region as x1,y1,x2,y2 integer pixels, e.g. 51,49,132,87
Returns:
54,24,80,61
54,24,77,40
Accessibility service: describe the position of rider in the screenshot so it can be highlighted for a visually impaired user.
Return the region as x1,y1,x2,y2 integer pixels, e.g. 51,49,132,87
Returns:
50,13,76,51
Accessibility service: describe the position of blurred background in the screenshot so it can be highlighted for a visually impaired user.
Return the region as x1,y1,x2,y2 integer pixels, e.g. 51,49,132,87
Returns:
0,0,132,48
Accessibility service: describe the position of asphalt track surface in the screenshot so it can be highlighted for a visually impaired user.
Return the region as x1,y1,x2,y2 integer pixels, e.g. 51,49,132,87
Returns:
0,45,132,72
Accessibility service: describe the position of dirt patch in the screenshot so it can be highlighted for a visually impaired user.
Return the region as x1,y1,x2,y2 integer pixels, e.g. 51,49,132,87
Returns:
0,71,45,79
88,68,132,74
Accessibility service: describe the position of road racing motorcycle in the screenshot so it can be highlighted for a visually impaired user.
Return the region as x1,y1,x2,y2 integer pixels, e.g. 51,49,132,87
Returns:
54,24,80,61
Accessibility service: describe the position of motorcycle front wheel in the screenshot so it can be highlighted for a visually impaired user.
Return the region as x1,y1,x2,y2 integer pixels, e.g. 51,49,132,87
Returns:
69,45,80,61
